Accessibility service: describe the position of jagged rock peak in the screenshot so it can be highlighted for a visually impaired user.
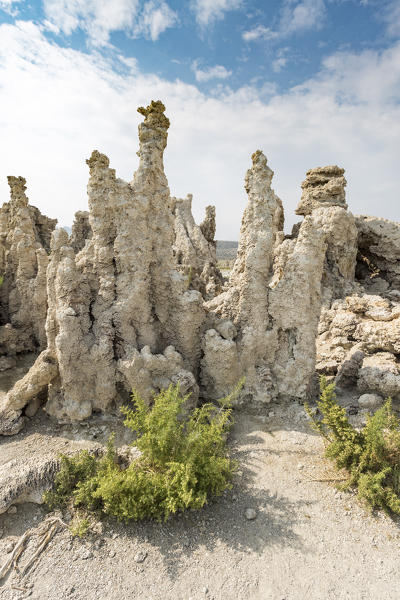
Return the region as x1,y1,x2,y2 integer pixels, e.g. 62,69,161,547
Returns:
200,205,216,245
296,165,347,216
70,211,92,254
137,100,170,130
7,176,28,206
86,150,114,177
245,150,274,193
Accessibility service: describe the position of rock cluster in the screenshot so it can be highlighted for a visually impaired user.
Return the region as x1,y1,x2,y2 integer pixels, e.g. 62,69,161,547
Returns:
202,157,358,405
0,176,56,361
172,194,223,299
0,100,399,434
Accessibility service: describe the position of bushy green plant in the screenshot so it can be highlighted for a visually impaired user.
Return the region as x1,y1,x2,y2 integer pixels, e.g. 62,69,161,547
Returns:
306,377,400,515
44,384,239,522
69,515,91,538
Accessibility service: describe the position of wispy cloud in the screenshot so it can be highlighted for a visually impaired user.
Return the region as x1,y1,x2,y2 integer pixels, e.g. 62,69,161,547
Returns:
1,21,399,239
42,0,177,46
272,57,287,72
191,0,243,27
134,0,178,41
381,0,400,37
272,47,290,73
192,61,232,82
243,0,326,42
280,0,326,35
242,25,279,42
0,0,22,16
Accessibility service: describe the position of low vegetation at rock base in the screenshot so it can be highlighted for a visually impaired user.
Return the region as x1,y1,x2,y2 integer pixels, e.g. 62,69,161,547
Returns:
306,377,400,515
44,384,238,523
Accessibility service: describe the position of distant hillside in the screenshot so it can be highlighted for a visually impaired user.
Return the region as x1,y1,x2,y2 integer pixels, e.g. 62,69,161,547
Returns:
216,240,238,261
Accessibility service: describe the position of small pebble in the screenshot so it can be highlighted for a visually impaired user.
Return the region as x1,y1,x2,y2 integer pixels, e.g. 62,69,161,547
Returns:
297,463,304,470
134,550,148,563
109,550,116,558
7,505,17,514
268,410,275,418
203,586,209,594
245,508,257,520
5,542,14,553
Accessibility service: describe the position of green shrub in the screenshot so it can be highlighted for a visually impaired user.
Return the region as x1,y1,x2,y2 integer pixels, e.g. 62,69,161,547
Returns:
306,377,400,515
69,515,91,538
44,384,238,522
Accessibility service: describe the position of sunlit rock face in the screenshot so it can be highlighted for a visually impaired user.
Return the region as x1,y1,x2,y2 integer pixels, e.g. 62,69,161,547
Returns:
172,195,223,300
0,100,399,434
0,176,57,357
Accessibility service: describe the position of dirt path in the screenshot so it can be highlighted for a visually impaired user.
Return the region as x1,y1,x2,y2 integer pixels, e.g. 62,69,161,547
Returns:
1,402,400,600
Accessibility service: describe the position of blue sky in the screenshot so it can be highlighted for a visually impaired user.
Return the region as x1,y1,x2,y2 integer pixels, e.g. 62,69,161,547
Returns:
0,0,399,238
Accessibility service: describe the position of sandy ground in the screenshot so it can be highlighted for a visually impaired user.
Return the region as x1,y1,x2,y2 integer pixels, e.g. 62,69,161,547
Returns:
1,396,400,600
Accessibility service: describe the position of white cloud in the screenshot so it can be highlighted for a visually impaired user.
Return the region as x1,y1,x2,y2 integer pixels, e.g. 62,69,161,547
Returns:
280,0,326,35
191,0,243,27
0,21,399,241
42,0,177,46
272,57,288,72
382,0,400,37
192,61,232,82
133,1,178,41
242,25,279,42
243,0,326,42
0,0,21,16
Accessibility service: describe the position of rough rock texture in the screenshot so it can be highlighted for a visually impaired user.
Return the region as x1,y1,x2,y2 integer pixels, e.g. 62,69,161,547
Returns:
356,215,400,290
296,166,347,216
172,195,223,299
358,353,400,400
0,177,56,357
70,210,91,253
0,101,204,428
0,452,63,513
202,157,358,405
317,294,400,389
1,100,399,431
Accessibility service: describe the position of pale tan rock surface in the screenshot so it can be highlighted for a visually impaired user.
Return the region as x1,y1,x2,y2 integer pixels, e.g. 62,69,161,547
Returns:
317,293,400,398
356,215,400,289
0,100,399,431
358,352,400,400
296,165,348,216
172,195,223,298
202,156,358,405
70,210,91,253
1,101,204,427
0,177,56,357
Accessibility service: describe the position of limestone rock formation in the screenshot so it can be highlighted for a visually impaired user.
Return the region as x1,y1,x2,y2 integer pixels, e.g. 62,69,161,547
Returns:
0,101,204,429
296,166,348,216
358,352,400,400
356,215,400,290
202,156,358,405
172,195,223,299
0,99,399,434
0,177,56,358
70,210,91,253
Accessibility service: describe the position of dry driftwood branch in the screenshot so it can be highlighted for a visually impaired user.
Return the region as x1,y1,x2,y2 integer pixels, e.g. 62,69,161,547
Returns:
0,516,67,582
